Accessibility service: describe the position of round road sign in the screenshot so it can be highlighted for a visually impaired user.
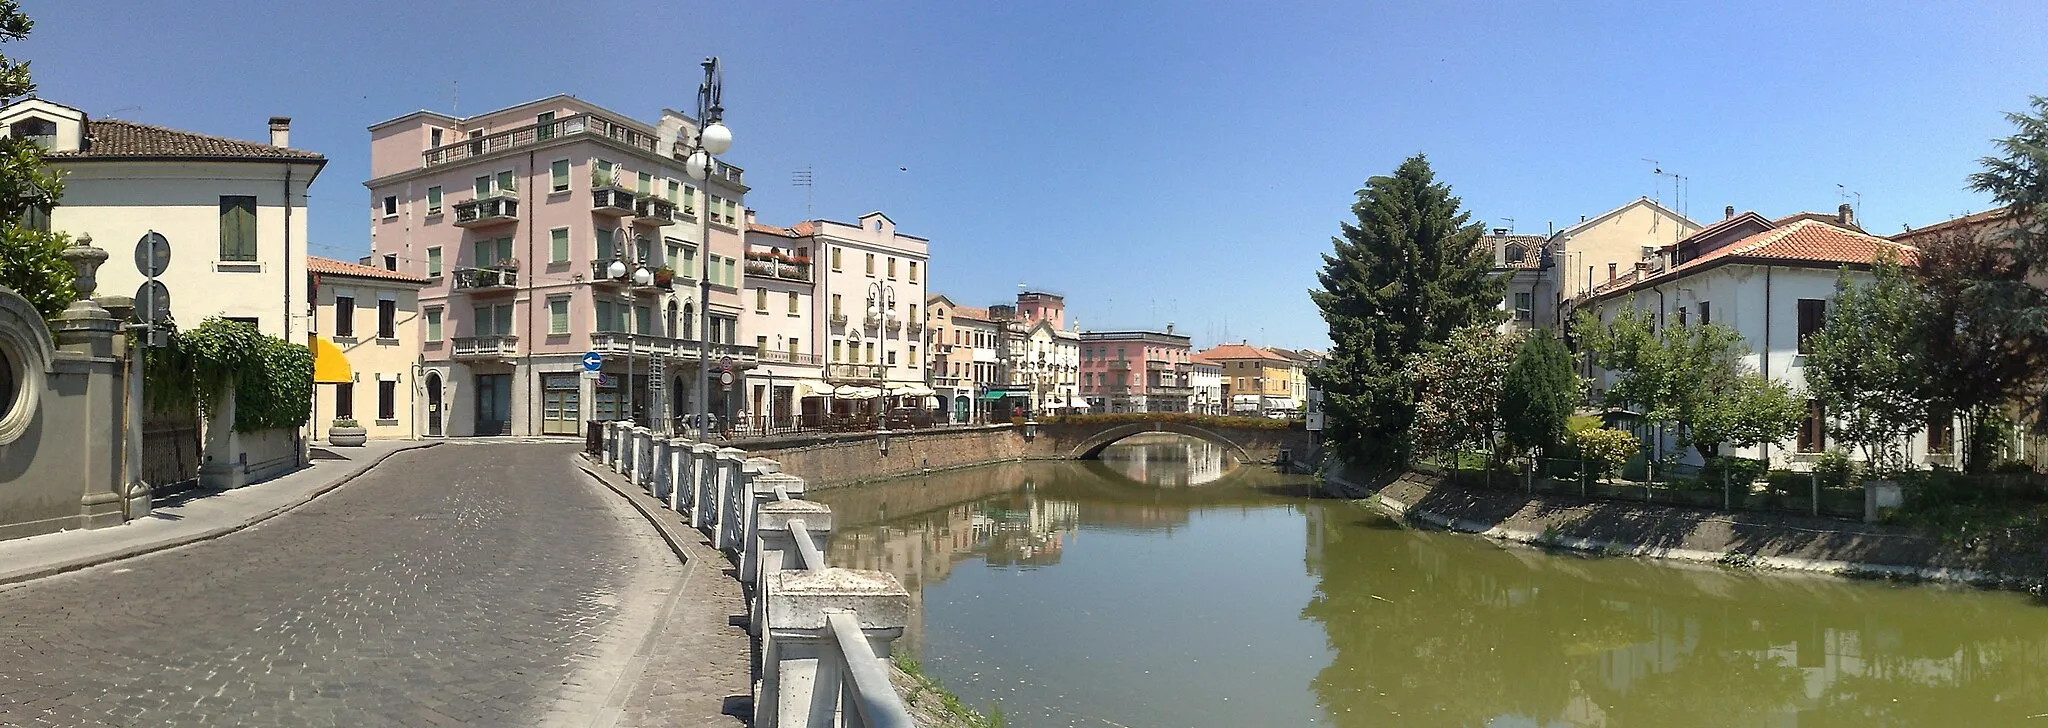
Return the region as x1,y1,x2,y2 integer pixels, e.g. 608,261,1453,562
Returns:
720,371,734,386
134,231,170,278
135,280,171,324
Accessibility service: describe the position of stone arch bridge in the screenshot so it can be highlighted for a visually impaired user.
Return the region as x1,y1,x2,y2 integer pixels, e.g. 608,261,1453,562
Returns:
1036,417,1316,467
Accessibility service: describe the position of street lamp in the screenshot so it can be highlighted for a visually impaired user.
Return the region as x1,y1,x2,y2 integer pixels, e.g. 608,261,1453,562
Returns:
867,279,897,431
609,247,655,426
681,56,731,439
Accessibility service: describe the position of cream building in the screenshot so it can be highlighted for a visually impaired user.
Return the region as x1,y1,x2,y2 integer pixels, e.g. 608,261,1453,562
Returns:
307,257,428,440
1553,197,1700,312
742,218,823,430
2,99,325,342
815,213,931,412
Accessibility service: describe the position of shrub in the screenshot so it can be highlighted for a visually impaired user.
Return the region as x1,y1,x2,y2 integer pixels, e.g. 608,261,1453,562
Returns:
332,418,360,428
1702,456,1768,486
1814,449,1856,489
1040,413,1299,431
1575,428,1639,478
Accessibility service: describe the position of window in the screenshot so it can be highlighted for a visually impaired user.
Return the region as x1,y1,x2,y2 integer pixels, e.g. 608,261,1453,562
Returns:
682,185,696,215
1607,262,1617,282
708,194,724,223
832,340,843,362
474,237,513,268
909,261,919,283
635,305,651,334
333,295,355,337
536,111,556,140
474,175,490,197
888,350,898,367
1676,305,1688,327
788,291,799,314
724,198,737,226
1699,301,1711,326
756,288,768,311
426,247,442,277
667,180,680,203
425,307,442,341
888,257,897,279
724,257,736,286
909,345,917,364
596,300,616,332
335,383,354,420
596,227,615,263
377,299,396,339
1513,292,1532,321
496,170,515,194
429,128,443,148
1799,400,1826,452
865,253,876,275
1929,404,1954,453
908,304,918,323
550,228,569,263
381,195,398,218
866,342,876,363
679,245,696,278
551,160,570,192
377,380,396,421
831,294,842,317
832,247,842,271
548,297,569,335
637,171,652,195
756,335,769,353
474,304,513,336
426,186,442,215
1797,299,1826,354
218,195,258,261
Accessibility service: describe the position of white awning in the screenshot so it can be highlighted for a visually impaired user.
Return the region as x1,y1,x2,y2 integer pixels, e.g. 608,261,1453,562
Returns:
1067,395,1091,409
791,380,832,398
888,385,937,397
833,386,882,399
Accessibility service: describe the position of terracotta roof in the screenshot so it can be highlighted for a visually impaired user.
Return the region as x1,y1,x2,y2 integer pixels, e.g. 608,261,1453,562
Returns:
1589,220,1916,302
746,222,794,236
1894,206,2016,243
49,119,325,161
1197,344,1290,362
940,304,991,323
1770,211,1864,233
308,256,430,284
1487,234,1549,270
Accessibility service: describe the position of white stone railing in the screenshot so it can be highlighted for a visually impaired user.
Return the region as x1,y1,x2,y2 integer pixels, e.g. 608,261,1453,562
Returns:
598,420,915,728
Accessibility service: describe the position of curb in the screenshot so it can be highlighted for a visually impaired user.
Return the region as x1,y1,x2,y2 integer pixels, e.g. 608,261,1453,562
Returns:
0,441,439,588
574,453,696,566
1328,468,2040,590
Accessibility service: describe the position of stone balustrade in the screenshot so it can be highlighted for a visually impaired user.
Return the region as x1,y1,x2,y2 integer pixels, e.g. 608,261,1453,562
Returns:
596,420,914,728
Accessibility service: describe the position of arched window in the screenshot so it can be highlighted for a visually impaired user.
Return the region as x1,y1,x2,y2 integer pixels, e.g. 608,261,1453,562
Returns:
666,300,679,337
681,303,695,339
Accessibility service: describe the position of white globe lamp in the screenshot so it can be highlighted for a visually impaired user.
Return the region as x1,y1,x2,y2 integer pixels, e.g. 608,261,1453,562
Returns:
607,259,628,280
633,266,654,287
700,122,733,155
685,150,711,180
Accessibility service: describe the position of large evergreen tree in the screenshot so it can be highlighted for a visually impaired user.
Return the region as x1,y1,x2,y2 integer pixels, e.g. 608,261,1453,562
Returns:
1311,154,1503,469
0,0,70,320
1965,95,2048,440
1499,327,1580,456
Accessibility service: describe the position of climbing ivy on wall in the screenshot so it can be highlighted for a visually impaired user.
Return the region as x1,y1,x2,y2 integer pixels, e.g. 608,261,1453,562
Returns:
143,317,311,433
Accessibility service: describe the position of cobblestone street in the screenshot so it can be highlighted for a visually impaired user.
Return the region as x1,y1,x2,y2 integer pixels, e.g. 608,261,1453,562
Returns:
0,442,687,727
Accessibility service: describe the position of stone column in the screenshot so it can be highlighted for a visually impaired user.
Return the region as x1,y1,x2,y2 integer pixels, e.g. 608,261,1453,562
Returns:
752,498,831,636
666,438,693,511
650,436,672,501
50,236,128,523
744,472,807,585
757,568,910,728
689,442,718,529
712,447,747,551
98,294,150,520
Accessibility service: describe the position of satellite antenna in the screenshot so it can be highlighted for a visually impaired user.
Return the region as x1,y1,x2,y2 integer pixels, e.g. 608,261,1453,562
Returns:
1500,217,1516,234
792,166,814,218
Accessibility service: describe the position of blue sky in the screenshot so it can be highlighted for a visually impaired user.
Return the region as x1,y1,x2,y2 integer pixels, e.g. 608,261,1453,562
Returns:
19,1,2048,349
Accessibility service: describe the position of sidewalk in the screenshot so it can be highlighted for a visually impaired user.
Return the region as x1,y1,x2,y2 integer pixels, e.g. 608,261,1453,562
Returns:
0,439,436,587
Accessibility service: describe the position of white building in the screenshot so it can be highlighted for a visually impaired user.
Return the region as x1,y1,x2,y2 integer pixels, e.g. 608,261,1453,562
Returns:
1486,231,1556,332
3,99,325,342
757,213,931,422
1575,208,1937,469
1189,358,1223,414
741,217,822,430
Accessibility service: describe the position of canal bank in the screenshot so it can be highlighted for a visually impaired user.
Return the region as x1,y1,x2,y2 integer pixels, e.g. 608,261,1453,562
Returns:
1323,461,2048,593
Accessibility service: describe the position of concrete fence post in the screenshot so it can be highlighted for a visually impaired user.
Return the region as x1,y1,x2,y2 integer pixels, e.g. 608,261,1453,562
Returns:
604,421,621,468
753,498,832,636
689,443,719,530
650,437,672,501
639,428,659,488
757,568,910,728
614,422,631,472
667,438,693,512
745,472,808,586
713,447,748,551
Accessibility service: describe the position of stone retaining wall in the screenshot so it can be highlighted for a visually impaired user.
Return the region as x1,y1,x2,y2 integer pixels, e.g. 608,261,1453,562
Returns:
744,425,1059,488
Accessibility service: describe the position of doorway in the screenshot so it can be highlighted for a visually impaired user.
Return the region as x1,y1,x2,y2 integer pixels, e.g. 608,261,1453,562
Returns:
475,373,511,435
425,371,444,437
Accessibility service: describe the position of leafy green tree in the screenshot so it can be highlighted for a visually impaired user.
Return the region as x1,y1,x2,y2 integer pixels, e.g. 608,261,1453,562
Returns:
1311,154,1504,469
1960,95,2048,460
1572,302,1751,459
1575,428,1639,479
1689,370,1805,458
0,1,71,320
1407,325,1519,459
1912,225,2043,471
1803,254,1932,472
1499,327,1580,455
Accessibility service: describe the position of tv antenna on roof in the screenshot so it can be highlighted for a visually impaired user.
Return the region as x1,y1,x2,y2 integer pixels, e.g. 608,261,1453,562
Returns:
1643,159,1688,219
1836,184,1862,223
1500,217,1516,234
792,165,814,218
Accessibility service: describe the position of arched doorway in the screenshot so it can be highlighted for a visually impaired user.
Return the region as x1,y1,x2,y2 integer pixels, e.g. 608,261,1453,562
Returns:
954,395,970,424
425,371,443,437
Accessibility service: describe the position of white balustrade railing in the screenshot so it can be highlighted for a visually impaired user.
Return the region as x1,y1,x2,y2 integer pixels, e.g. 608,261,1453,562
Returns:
594,420,913,728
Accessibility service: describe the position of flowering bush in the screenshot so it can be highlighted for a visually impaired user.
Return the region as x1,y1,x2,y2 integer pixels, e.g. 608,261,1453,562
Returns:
1575,428,1639,478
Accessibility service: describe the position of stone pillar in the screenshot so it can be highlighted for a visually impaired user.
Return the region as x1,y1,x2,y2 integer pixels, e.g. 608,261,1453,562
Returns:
689,442,718,529
666,438,692,511
650,436,672,501
712,447,747,551
633,427,654,487
603,421,620,467
752,498,831,636
98,295,150,520
757,568,910,728
745,472,807,585
50,236,127,523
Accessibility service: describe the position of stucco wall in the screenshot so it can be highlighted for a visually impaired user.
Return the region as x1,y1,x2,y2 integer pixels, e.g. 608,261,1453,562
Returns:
747,425,1053,488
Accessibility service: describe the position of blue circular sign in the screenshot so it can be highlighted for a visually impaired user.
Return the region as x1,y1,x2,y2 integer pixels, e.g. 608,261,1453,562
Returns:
581,352,603,371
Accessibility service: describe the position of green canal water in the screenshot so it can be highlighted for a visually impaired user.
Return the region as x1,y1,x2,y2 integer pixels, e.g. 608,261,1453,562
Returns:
814,434,2048,727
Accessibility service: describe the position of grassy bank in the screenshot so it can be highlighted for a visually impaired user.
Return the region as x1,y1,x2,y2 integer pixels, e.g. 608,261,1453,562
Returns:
891,653,1005,728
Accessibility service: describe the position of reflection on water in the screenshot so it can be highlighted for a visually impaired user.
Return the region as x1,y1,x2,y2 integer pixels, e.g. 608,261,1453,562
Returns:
815,436,2048,727
1094,432,1235,486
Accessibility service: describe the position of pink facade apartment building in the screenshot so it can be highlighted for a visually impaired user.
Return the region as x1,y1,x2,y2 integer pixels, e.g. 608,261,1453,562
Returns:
365,95,754,437
1078,328,1193,413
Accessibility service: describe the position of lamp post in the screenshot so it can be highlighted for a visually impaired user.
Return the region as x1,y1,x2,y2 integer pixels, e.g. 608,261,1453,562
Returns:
682,56,733,439
606,251,653,425
866,279,897,431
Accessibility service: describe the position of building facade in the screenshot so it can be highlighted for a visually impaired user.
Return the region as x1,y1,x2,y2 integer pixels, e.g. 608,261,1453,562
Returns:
925,296,1002,423
363,95,754,437
1188,357,1224,414
1079,329,1193,413
307,257,428,441
1200,343,1298,415
3,99,325,343
1486,231,1556,333
741,218,821,430
1553,197,1701,317
804,213,931,419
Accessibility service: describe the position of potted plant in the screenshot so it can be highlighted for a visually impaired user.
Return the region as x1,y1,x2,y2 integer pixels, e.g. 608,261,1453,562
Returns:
653,266,675,288
329,418,367,447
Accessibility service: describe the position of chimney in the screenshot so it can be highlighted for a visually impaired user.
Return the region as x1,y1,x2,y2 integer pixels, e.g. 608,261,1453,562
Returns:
1724,205,1735,220
268,117,291,148
746,209,756,226
1492,227,1508,235
1838,203,1855,227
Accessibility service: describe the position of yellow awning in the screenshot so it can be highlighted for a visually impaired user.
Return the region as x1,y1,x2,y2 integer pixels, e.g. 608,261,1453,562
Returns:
310,335,353,384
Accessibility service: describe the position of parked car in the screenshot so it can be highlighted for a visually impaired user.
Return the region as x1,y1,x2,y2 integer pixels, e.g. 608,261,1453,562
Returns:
885,407,936,429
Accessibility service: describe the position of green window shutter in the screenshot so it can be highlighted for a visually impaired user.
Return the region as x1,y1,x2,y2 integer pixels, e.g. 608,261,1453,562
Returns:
496,170,514,193
596,228,614,262
596,301,613,332
495,237,514,266
549,299,568,334
536,111,556,140
494,305,512,336
550,229,569,263
218,196,257,261
426,186,442,214
637,172,651,195
551,160,569,191
724,258,735,286
427,247,442,276
425,309,441,340
473,305,490,336
667,180,679,203
474,176,490,197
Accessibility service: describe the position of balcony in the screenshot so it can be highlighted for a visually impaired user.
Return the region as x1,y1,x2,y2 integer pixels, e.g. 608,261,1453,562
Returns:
885,319,903,334
1107,360,1132,371
453,196,518,228
744,252,813,283
758,349,824,366
451,335,519,360
633,197,676,226
1147,360,1171,371
588,259,672,291
907,322,924,336
450,266,518,293
829,313,848,328
592,187,636,217
826,363,885,383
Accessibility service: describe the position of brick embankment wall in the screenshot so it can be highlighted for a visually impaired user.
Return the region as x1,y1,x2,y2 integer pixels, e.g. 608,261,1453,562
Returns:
747,425,1060,489
1322,460,2048,592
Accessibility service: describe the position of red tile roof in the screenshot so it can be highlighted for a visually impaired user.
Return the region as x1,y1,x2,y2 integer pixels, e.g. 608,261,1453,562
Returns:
50,119,325,161
309,256,430,284
1197,344,1290,362
1588,220,1916,302
745,220,819,238
1893,206,2015,243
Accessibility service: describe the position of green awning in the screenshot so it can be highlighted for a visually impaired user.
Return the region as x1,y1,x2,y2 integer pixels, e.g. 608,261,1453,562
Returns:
980,391,1009,400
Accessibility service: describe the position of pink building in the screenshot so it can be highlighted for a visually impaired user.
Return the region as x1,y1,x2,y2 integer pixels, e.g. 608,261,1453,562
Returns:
365,95,753,437
1078,328,1193,413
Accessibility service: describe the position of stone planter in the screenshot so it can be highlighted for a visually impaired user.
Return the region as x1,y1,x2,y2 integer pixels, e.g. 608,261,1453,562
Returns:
328,424,368,447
